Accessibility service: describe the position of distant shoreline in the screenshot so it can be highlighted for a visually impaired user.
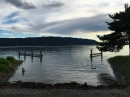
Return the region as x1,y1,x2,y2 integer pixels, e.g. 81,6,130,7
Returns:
0,45,96,48
0,37,97,46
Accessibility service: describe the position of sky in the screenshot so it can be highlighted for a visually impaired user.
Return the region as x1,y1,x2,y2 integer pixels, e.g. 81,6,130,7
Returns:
0,0,130,41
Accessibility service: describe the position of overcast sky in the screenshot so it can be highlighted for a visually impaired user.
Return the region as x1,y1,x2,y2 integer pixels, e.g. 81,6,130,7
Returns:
0,0,130,41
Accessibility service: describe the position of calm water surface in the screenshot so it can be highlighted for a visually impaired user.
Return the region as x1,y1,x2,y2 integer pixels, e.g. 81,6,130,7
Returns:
0,45,129,86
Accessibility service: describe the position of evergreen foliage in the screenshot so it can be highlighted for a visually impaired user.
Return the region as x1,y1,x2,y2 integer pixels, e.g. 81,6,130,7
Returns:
97,4,130,56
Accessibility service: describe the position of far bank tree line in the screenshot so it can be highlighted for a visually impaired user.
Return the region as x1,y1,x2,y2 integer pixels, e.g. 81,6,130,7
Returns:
0,37,97,46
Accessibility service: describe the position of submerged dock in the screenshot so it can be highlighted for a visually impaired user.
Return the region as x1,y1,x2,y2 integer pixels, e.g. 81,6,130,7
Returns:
18,50,43,60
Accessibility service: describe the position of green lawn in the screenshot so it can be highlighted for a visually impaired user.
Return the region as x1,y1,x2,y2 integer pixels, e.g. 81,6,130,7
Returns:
108,56,130,84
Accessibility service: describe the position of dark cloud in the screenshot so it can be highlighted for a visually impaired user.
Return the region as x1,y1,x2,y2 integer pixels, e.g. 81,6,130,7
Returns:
30,14,112,35
5,0,36,9
43,1,64,9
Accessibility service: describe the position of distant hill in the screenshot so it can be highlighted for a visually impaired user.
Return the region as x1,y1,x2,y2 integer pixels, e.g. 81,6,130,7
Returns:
0,37,97,46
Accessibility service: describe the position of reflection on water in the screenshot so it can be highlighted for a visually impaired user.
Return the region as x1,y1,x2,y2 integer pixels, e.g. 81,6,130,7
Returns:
0,45,129,86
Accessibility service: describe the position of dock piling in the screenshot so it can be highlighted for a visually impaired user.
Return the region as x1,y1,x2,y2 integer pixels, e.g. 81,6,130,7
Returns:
101,50,103,61
90,49,93,62
24,49,26,56
18,50,43,61
31,50,33,59
90,49,103,62
18,50,20,58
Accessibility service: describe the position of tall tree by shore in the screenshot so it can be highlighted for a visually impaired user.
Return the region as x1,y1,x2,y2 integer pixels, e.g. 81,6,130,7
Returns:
97,4,130,56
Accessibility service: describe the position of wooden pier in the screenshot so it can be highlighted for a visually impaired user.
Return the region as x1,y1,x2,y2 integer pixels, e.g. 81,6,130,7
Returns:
18,50,43,60
90,49,103,69
90,49,103,62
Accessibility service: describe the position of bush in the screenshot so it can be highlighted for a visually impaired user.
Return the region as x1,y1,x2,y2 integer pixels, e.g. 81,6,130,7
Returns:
0,64,10,73
0,56,23,78
6,56,16,63
0,58,9,66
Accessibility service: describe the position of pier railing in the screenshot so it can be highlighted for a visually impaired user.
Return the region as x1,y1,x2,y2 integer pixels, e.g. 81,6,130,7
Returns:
90,49,103,62
18,50,43,60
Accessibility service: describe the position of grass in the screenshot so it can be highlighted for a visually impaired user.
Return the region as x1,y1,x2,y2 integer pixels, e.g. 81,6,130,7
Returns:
0,56,23,79
0,58,9,66
108,56,130,85
6,56,16,63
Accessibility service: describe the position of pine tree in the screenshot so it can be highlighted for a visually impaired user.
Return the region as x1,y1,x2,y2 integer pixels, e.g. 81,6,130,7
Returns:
97,4,130,56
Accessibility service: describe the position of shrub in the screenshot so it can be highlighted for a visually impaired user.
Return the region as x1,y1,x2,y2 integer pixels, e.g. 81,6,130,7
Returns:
0,58,9,66
6,56,16,63
0,64,10,73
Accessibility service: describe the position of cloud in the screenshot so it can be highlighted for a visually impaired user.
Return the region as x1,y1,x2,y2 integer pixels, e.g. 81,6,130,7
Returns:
100,2,109,7
30,14,111,35
43,1,64,9
0,0,129,39
2,33,13,36
2,14,111,37
5,12,19,19
2,11,20,24
2,18,19,24
5,0,36,9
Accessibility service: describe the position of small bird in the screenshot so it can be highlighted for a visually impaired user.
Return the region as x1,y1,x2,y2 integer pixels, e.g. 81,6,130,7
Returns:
22,68,25,76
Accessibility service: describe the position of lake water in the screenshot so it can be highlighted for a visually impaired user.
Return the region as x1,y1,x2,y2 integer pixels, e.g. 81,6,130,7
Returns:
0,45,129,86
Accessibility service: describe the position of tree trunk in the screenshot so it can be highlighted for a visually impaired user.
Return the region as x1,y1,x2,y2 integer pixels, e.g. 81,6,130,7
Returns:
129,36,130,56
129,39,130,56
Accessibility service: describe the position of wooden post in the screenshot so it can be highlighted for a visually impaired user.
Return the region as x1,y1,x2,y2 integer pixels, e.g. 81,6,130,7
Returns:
40,49,42,61
24,49,26,56
24,49,26,59
31,50,33,59
18,50,20,58
90,49,93,62
40,57,42,62
101,50,103,61
40,49,42,57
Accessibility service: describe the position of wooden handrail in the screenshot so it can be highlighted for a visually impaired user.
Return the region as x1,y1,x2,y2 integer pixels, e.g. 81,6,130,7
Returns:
90,49,103,62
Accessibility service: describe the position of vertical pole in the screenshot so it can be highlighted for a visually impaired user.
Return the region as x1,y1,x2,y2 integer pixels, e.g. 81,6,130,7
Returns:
24,49,26,60
90,49,93,62
18,50,20,58
129,35,130,56
40,49,42,62
40,57,42,62
31,50,33,59
40,49,42,57
101,50,103,61
129,43,130,56
24,49,26,56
